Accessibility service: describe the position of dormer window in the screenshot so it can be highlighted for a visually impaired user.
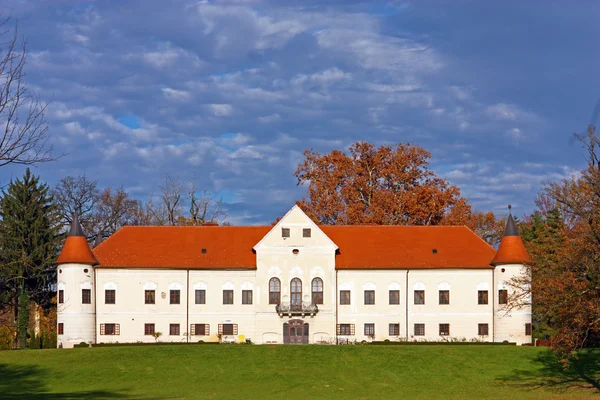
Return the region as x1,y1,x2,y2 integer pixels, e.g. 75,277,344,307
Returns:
303,228,311,238
281,228,290,238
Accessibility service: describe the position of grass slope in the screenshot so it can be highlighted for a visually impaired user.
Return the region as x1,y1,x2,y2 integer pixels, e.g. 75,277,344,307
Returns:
0,345,599,399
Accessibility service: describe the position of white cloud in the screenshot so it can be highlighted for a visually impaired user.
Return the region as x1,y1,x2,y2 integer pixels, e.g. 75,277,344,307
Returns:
257,113,281,124
162,88,192,102
210,104,234,116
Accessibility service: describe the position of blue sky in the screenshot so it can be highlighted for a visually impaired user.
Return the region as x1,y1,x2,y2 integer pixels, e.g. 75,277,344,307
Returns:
2,0,598,224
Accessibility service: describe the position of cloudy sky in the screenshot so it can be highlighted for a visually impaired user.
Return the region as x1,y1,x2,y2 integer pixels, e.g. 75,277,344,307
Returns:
1,0,599,224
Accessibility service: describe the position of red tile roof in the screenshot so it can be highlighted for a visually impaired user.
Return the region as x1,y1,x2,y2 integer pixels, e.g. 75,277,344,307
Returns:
491,235,531,266
92,225,496,269
56,236,99,266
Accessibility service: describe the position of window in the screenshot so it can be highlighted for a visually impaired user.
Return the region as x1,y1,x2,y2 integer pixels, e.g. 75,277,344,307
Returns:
499,289,508,305
219,324,238,336
414,324,425,336
269,278,281,305
144,323,155,335
242,290,253,305
312,278,323,304
223,290,234,304
303,228,311,238
105,289,115,304
364,323,375,336
82,289,91,304
389,323,400,336
389,290,400,305
170,290,180,304
478,323,489,336
525,323,532,336
281,228,290,238
340,290,351,305
58,323,64,335
414,290,425,305
195,289,206,304
439,324,450,336
100,323,120,335
58,290,64,304
290,278,302,310
190,324,209,336
145,290,155,304
337,324,355,336
478,290,489,305
364,290,375,305
439,290,450,305
170,324,180,336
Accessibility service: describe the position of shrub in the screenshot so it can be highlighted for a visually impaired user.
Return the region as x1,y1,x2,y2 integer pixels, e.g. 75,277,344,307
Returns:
0,326,13,350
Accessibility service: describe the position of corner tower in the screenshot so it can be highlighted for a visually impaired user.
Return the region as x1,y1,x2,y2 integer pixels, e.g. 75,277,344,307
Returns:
56,214,98,348
491,206,532,344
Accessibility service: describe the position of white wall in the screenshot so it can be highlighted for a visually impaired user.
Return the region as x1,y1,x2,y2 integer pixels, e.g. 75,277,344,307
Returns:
57,263,96,348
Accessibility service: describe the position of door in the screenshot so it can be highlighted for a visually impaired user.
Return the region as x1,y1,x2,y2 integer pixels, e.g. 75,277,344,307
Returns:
283,320,309,344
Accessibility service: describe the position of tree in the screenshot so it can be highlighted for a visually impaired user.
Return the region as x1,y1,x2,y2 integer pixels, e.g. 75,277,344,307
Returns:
510,125,600,362
51,175,99,237
0,168,61,348
440,198,504,247
295,141,468,226
0,14,57,167
94,187,139,236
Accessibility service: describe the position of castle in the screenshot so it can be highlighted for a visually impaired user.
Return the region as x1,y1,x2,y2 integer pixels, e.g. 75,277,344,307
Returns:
56,205,531,347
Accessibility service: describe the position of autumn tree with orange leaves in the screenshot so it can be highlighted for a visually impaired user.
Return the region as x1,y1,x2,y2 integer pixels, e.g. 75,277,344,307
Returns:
295,142,502,243
510,125,600,362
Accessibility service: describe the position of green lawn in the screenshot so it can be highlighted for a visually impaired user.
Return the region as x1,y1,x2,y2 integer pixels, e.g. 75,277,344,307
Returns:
0,345,599,399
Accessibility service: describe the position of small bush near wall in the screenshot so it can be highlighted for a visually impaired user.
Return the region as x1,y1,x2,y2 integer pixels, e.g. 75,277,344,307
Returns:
0,326,13,350
370,341,517,346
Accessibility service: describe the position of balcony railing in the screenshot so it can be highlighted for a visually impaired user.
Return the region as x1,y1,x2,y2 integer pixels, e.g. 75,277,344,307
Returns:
275,302,319,317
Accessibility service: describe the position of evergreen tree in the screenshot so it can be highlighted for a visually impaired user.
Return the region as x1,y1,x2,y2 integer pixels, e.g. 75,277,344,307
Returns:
0,168,61,348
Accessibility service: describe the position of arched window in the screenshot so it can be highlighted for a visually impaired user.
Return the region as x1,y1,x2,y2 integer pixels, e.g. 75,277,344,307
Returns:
290,278,302,310
312,278,323,304
269,278,281,305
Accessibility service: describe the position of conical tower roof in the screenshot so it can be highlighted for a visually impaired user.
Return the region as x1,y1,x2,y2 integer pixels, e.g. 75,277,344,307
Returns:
491,206,531,266
56,214,99,266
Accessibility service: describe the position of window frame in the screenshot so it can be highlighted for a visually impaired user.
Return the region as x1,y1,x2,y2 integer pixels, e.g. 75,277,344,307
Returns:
269,278,281,305
337,324,355,336
82,288,91,304
414,323,425,336
478,290,489,305
389,290,400,305
281,227,290,238
499,289,508,305
242,290,253,305
389,323,400,336
190,323,210,336
58,290,64,304
439,290,450,305
414,290,425,305
57,322,64,335
339,290,351,305
478,323,489,336
290,278,302,309
364,290,375,305
311,278,323,305
525,323,532,336
170,289,180,305
105,289,116,305
223,289,234,305
145,290,155,304
195,289,206,305
439,323,450,336
144,323,155,335
302,228,311,238
364,323,375,336
219,323,238,336
169,323,180,336
100,323,120,336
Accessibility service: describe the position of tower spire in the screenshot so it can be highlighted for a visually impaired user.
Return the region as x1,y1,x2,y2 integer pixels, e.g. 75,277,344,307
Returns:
491,205,531,266
56,214,98,266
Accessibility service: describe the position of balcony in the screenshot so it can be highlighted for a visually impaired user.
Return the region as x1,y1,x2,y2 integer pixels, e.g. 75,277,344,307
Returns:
275,302,319,318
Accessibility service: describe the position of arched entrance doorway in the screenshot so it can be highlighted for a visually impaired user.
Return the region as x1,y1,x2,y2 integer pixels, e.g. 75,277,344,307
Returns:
283,319,309,344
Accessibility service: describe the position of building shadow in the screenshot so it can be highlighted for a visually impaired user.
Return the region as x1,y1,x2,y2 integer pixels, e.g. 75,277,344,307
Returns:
497,349,600,393
0,363,138,399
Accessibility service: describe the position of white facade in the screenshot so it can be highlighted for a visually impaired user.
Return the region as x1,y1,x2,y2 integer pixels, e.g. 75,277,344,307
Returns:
57,206,532,348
